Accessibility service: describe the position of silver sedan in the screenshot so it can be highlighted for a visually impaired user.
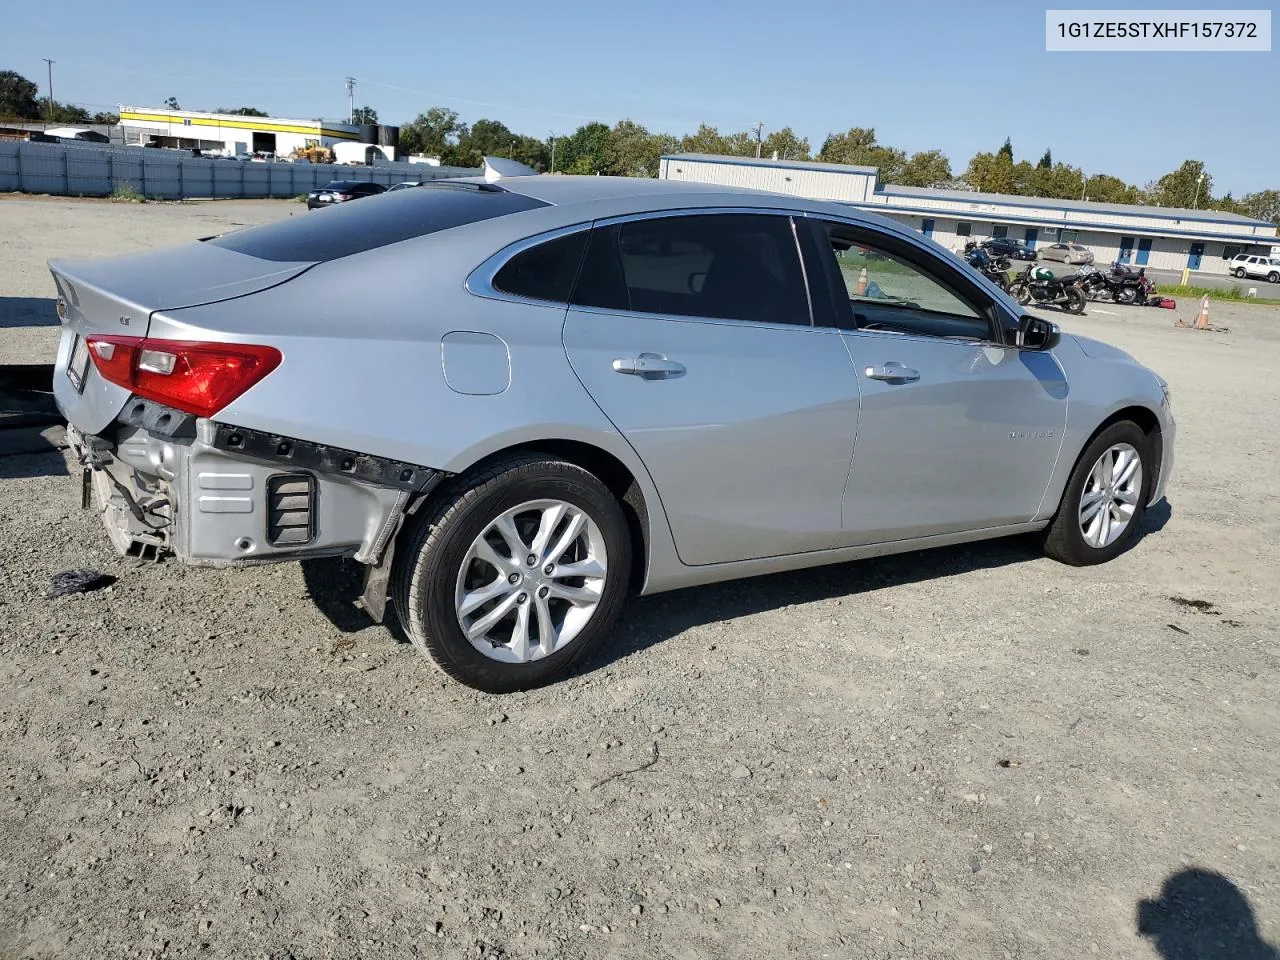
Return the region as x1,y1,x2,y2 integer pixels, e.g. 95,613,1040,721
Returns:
1039,241,1096,265
50,176,1174,692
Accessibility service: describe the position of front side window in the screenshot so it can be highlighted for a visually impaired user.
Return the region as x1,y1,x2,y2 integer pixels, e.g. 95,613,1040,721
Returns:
811,221,992,341
572,214,810,326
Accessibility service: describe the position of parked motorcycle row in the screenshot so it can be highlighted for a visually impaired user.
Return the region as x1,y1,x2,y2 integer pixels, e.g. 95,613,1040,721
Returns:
962,242,1176,314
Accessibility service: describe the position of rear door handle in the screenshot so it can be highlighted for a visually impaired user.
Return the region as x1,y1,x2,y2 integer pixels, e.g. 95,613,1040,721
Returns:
864,362,920,382
612,353,686,379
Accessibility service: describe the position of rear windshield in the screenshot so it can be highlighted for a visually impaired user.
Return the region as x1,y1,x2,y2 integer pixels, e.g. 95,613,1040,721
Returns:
208,184,549,262
319,181,365,191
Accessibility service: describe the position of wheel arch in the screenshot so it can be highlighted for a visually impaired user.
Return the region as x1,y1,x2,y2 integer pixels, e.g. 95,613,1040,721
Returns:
422,438,653,594
1070,404,1164,503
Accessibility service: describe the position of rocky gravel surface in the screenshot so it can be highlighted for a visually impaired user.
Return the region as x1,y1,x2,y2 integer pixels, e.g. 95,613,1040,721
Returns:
1,199,1278,959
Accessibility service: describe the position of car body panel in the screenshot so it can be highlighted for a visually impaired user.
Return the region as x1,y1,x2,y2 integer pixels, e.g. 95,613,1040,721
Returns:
563,307,860,565
839,333,1068,541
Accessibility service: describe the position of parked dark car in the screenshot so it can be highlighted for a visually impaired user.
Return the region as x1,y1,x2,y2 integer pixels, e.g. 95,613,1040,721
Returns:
982,237,1038,261
306,180,387,210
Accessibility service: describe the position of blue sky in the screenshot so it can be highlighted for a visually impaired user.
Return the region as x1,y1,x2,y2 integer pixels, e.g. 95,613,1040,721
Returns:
3,0,1275,193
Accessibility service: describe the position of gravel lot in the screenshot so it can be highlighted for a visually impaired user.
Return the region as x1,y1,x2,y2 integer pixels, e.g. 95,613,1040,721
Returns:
2,197,1278,960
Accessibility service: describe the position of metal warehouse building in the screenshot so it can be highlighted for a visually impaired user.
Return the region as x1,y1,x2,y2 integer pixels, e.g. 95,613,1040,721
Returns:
118,106,393,160
660,154,1278,276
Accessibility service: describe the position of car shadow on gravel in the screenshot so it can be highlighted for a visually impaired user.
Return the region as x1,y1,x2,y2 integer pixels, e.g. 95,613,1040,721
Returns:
582,500,1175,676
297,500,1175,654
1138,868,1278,959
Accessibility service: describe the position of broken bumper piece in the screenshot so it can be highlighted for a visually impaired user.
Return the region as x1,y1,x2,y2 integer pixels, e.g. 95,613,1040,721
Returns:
66,417,445,567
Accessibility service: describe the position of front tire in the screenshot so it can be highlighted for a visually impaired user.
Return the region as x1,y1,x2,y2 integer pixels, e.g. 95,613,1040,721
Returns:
1042,422,1152,566
1235,268,1247,278
1268,272,1279,284
392,454,632,693
1009,280,1032,305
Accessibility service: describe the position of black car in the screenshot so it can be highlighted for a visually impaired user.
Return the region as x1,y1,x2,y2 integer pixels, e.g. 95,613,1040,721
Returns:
982,237,1038,260
306,180,387,210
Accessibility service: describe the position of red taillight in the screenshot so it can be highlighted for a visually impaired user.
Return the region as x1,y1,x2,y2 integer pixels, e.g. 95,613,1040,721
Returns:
85,336,281,419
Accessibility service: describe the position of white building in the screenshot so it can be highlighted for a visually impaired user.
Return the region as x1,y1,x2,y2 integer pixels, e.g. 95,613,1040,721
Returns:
660,154,1278,276
118,106,377,159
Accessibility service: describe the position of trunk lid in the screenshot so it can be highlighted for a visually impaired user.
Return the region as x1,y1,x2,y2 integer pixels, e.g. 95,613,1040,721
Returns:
50,242,312,434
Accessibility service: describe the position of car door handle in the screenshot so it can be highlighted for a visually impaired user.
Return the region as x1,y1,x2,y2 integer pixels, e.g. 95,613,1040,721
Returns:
612,354,686,379
864,362,920,382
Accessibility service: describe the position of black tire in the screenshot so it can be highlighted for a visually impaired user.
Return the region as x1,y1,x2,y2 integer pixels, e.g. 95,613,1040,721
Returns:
1235,268,1247,278
391,454,632,693
1008,280,1032,306
1062,286,1087,314
1268,272,1279,284
1042,421,1153,566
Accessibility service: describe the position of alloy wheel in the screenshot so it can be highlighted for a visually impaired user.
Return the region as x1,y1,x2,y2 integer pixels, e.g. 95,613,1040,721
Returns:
455,499,608,663
1078,443,1143,549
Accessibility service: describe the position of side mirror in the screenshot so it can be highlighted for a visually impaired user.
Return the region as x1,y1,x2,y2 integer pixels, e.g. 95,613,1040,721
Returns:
1017,314,1061,351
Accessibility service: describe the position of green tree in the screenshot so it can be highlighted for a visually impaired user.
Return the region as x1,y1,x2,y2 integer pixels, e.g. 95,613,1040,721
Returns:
1240,189,1280,225
557,121,611,174
91,111,119,124
50,102,91,124
398,107,467,159
963,151,1016,193
1033,162,1085,200
1082,173,1144,205
1148,160,1212,209
1037,148,1052,169
817,127,906,181
214,106,269,117
163,96,181,111
997,137,1013,161
760,126,810,161
605,119,676,177
0,70,40,119
898,149,951,187
679,123,731,155
351,106,377,124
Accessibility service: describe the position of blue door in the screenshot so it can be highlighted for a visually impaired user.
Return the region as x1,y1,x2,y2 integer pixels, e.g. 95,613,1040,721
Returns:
1136,238,1152,265
1118,236,1134,263
1024,228,1038,249
921,219,934,238
1188,243,1204,270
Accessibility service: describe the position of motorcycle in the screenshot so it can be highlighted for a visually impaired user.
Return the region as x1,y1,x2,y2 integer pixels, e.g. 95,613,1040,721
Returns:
963,243,1012,292
1008,264,1086,314
1073,264,1128,302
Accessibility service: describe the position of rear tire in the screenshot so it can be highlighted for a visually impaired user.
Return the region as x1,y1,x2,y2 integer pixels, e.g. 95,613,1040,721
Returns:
392,454,632,693
1062,286,1087,314
1042,422,1153,566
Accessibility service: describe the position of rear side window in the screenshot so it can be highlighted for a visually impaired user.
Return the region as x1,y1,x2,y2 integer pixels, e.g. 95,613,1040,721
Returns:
572,214,810,325
208,184,548,262
492,231,588,303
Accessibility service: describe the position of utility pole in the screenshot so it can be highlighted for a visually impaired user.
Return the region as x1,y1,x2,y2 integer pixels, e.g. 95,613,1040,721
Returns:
549,132,556,173
43,59,55,123
344,77,356,125
751,121,763,159
1080,172,1088,201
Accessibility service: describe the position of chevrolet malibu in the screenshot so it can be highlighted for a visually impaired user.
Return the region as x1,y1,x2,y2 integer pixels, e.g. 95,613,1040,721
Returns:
50,177,1174,692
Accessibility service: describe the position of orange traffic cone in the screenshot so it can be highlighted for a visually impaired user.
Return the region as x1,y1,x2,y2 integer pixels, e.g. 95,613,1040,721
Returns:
1195,295,1210,330
854,267,868,296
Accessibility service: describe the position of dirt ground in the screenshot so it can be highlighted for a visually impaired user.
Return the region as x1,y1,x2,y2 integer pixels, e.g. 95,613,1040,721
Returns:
1,198,1278,960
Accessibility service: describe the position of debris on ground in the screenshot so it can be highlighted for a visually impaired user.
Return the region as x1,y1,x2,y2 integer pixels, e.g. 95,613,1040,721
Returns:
46,568,116,599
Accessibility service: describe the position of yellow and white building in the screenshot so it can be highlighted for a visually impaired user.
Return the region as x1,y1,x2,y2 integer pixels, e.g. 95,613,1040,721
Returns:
118,106,367,159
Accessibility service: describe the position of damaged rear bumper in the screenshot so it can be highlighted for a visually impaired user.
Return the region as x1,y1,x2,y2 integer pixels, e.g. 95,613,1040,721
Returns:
66,413,444,569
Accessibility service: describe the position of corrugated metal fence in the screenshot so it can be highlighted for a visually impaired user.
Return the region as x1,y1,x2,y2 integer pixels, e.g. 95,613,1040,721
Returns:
0,140,479,199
